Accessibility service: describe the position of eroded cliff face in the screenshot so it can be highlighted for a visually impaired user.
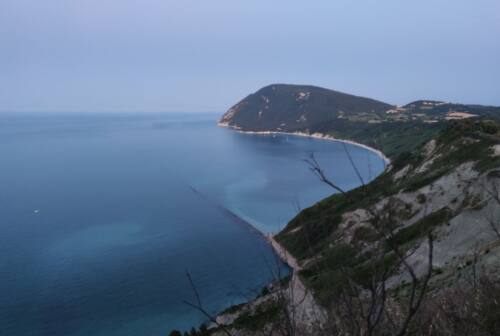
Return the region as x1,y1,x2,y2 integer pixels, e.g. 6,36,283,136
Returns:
324,161,500,286
277,120,500,301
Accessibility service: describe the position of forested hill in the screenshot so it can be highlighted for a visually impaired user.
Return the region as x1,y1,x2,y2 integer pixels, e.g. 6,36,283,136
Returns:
219,84,393,132
219,84,500,158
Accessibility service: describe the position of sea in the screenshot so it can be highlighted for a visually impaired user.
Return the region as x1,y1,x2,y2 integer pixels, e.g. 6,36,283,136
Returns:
0,112,385,335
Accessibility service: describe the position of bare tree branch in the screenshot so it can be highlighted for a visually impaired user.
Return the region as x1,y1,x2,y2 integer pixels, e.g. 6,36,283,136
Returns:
183,271,234,336
306,144,435,336
304,153,346,194
395,233,433,336
342,142,366,187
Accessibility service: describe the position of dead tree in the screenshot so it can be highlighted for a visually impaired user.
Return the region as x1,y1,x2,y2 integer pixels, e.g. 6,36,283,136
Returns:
479,174,500,239
183,271,234,336
304,153,346,195
306,151,434,336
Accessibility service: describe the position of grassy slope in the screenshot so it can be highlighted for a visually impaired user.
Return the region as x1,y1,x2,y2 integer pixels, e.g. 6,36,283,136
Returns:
276,119,500,305
310,119,446,159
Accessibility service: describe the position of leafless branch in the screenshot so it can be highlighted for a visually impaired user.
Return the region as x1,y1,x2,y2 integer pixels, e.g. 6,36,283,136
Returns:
303,153,346,194
342,142,366,187
395,233,433,336
183,271,234,336
305,145,435,336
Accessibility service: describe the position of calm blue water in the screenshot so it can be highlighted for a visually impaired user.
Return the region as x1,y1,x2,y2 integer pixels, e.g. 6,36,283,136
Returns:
0,113,385,335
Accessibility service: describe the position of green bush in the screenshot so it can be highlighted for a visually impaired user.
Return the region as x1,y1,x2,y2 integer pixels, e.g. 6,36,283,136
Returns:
388,208,451,247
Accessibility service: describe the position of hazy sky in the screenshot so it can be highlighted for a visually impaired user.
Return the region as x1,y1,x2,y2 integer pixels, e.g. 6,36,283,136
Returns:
1,0,499,113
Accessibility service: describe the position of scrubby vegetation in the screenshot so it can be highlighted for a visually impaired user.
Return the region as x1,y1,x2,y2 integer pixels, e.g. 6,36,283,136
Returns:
179,119,500,336
220,84,500,160
313,119,446,158
278,120,500,302
232,301,282,331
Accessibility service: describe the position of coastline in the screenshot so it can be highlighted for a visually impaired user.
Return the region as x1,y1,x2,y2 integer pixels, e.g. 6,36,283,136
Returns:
212,232,323,329
265,234,300,272
208,121,389,330
216,119,391,287
218,122,391,166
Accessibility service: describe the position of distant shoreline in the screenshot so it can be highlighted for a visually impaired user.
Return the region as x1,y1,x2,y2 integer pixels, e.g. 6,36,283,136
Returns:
217,122,391,166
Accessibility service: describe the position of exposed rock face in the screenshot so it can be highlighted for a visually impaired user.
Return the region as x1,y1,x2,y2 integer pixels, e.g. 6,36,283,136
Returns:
219,84,394,132
338,161,499,283
277,120,500,298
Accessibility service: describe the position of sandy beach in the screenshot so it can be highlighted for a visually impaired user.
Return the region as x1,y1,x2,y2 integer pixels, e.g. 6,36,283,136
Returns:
218,122,391,166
